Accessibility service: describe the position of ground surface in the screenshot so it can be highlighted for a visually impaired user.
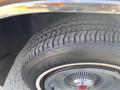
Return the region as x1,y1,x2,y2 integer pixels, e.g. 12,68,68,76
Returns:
0,46,30,90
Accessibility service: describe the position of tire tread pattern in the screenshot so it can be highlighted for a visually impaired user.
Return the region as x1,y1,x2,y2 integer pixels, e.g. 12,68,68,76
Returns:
24,15,120,64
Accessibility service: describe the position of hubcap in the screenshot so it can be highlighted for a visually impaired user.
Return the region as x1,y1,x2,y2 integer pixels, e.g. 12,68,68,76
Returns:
36,63,120,90
64,72,102,90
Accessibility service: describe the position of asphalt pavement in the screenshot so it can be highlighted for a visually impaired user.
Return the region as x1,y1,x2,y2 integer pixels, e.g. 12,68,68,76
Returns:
0,47,30,90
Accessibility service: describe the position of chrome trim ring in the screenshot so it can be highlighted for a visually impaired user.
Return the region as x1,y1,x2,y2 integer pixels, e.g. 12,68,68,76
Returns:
36,63,120,90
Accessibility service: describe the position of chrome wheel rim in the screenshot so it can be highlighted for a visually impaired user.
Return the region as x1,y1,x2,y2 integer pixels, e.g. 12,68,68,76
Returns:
36,63,120,90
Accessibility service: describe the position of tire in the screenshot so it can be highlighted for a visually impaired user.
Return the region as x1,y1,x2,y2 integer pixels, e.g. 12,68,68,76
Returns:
31,13,69,34
21,13,120,90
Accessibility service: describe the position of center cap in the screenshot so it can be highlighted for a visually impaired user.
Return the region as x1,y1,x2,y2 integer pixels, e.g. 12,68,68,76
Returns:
77,85,89,90
72,78,94,90
71,78,95,87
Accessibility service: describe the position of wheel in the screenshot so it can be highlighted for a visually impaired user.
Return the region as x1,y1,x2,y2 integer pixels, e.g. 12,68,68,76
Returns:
21,13,120,90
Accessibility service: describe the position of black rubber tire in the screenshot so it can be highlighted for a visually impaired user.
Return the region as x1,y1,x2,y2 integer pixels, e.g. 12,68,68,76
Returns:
31,13,69,34
22,13,120,90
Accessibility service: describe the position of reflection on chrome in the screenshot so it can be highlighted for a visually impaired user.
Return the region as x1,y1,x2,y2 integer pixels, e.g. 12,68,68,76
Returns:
0,0,120,19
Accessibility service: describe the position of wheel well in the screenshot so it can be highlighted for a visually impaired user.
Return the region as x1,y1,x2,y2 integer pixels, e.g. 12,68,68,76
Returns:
0,14,32,86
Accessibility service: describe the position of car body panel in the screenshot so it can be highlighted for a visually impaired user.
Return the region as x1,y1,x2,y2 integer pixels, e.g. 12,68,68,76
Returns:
0,0,120,19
